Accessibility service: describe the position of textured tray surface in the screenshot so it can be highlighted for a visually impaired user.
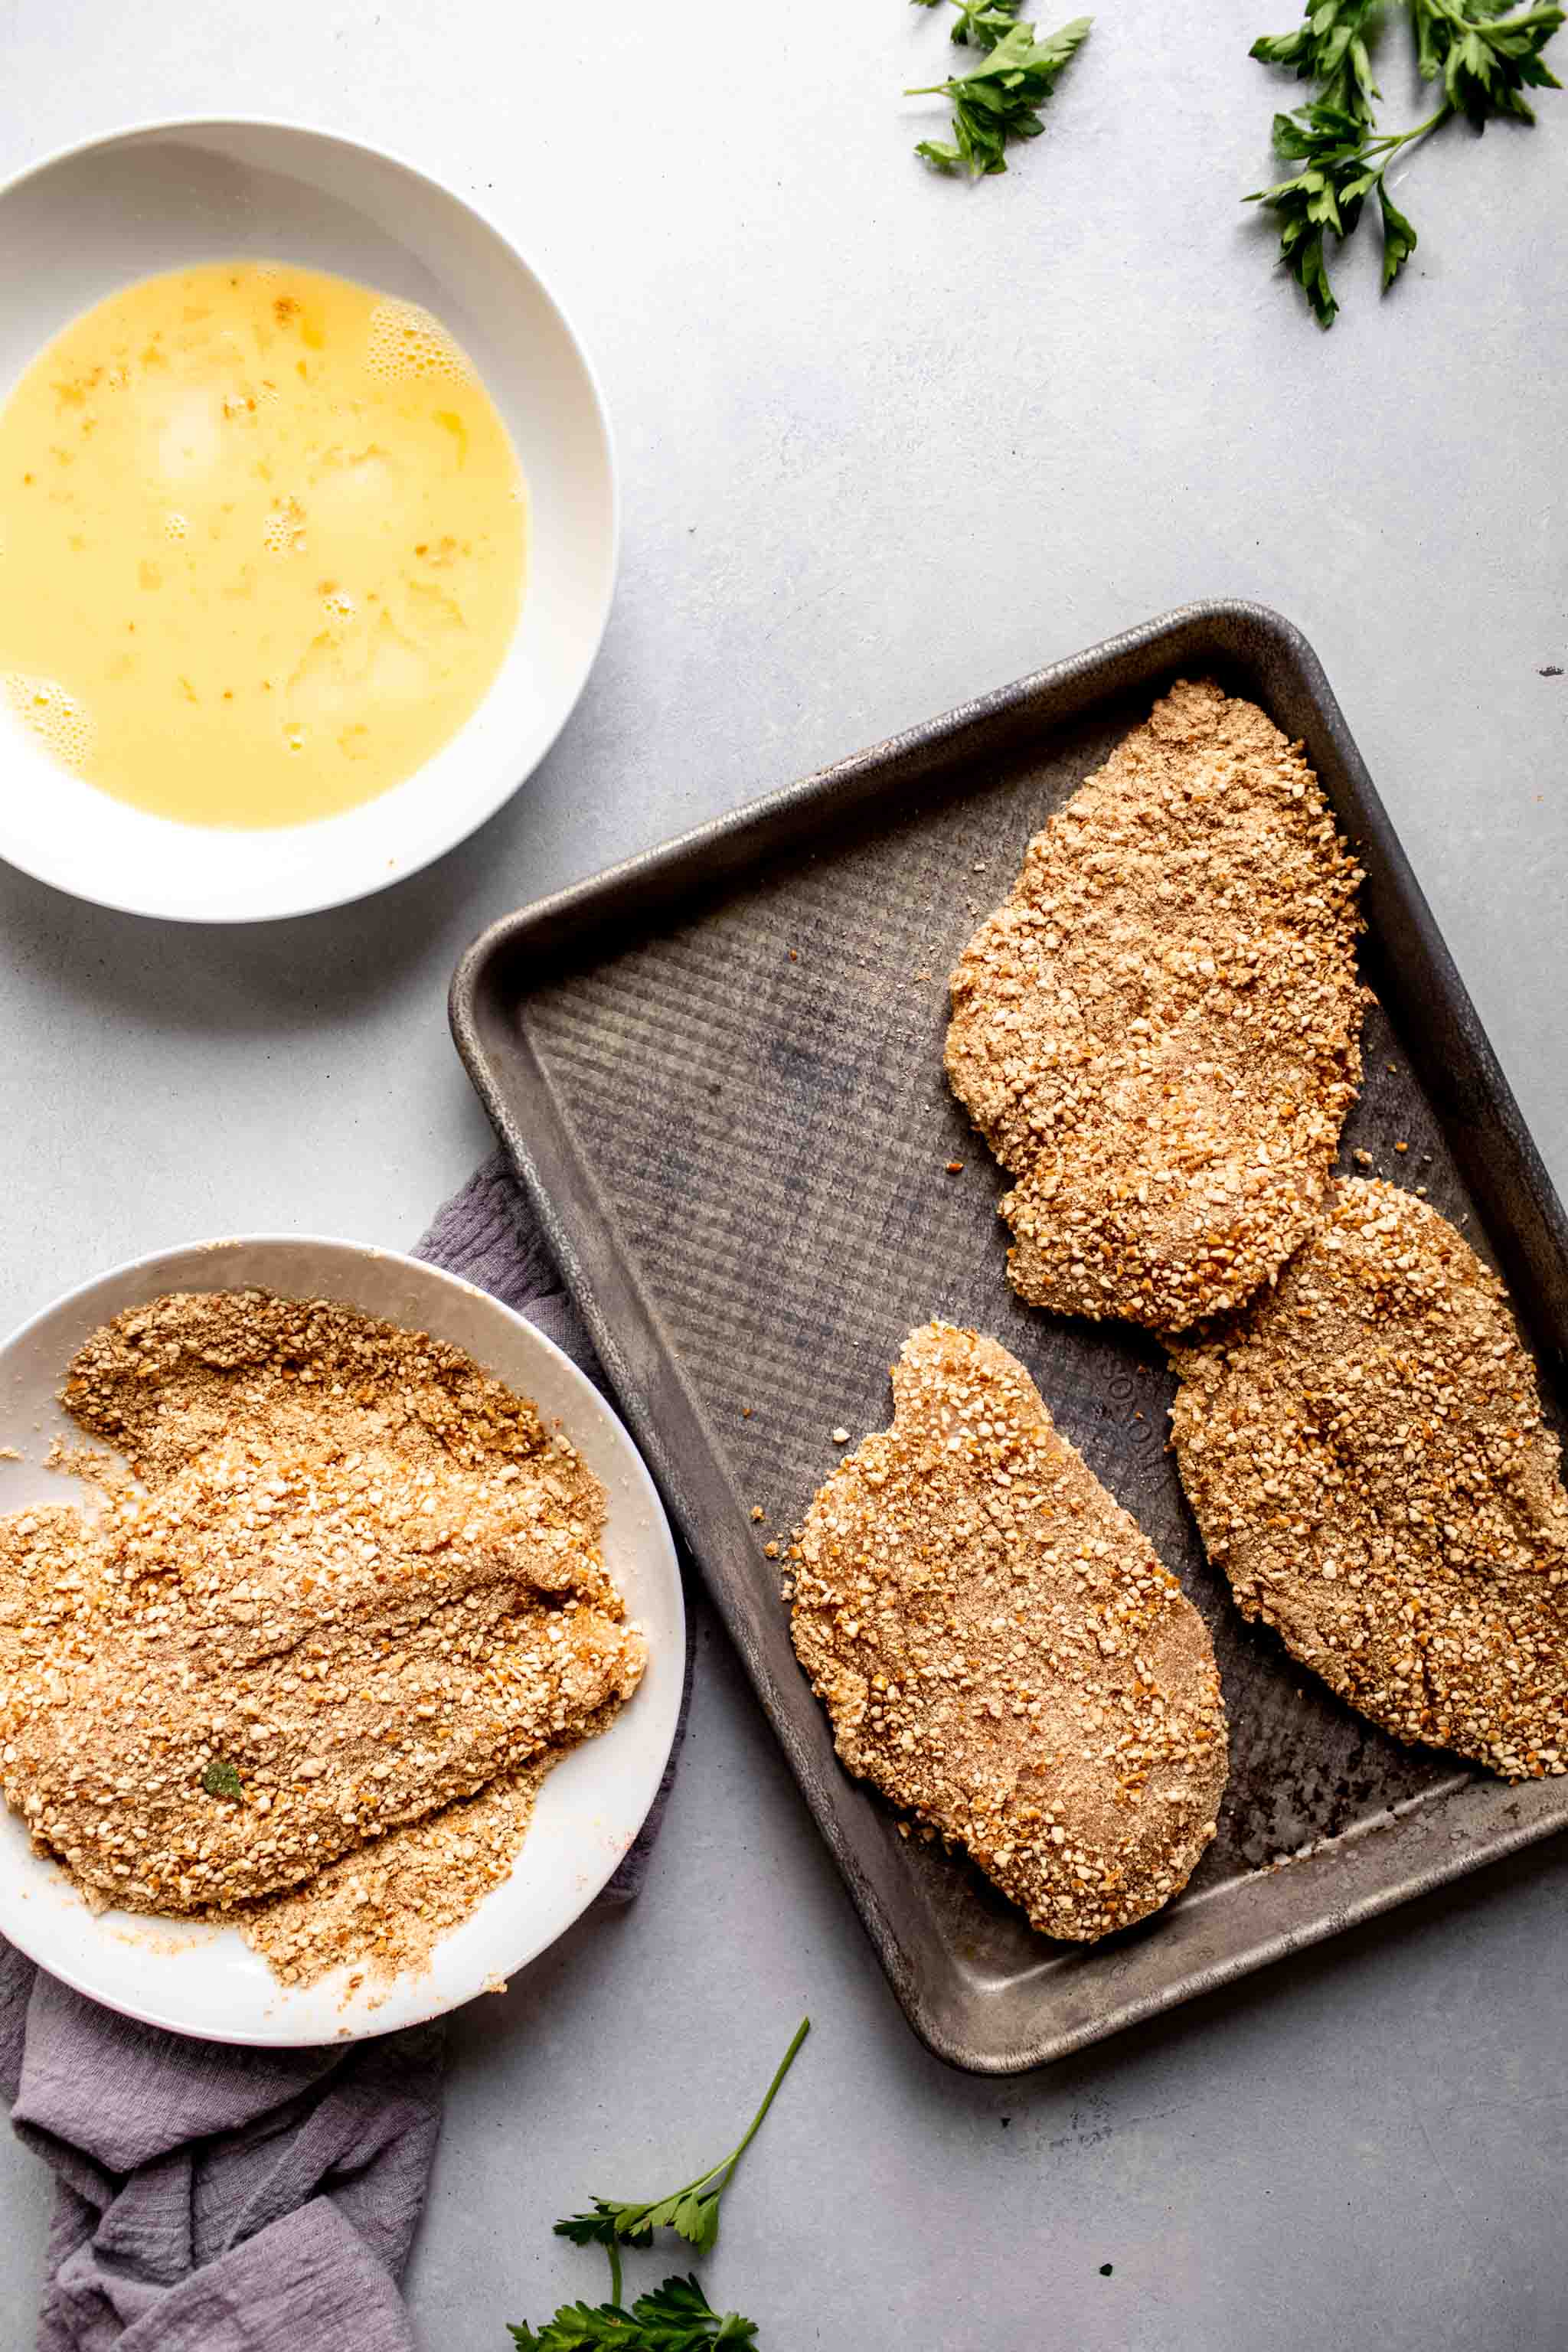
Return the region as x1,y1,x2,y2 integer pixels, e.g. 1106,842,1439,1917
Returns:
452,604,1568,2072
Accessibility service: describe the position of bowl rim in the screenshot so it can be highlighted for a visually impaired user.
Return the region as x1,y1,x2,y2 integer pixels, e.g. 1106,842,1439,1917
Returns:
0,113,622,926
0,1230,683,2045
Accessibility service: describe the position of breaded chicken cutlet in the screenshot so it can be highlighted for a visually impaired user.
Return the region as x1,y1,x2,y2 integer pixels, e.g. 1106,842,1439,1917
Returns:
0,1434,645,1915
946,679,1366,1333
0,1289,647,1922
789,1323,1228,1940
1170,1178,1568,1781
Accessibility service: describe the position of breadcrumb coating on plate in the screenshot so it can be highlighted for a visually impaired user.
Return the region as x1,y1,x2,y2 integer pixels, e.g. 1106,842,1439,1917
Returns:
0,1289,646,1953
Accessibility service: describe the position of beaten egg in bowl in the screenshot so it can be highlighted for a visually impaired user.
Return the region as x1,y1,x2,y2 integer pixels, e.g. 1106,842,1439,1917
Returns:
0,259,527,829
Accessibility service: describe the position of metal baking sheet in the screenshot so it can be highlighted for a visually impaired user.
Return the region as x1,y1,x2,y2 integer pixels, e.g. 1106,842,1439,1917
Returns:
450,601,1568,2074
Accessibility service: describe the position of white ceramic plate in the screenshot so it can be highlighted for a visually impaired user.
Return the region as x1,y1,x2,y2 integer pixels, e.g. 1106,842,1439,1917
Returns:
0,119,618,923
0,1239,682,2045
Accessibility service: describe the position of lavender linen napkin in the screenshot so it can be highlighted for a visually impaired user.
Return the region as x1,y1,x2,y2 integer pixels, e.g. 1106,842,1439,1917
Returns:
1,1152,692,2352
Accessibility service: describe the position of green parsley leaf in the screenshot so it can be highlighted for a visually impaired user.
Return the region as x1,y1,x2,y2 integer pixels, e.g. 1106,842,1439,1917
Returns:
908,15,1092,177
202,1757,243,1799
1250,0,1383,122
1412,0,1449,70
1411,0,1564,122
947,0,1030,49
554,2207,634,2254
507,2275,756,2352
1377,177,1419,282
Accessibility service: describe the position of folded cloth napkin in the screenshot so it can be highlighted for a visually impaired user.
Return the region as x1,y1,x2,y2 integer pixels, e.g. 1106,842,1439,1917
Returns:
1,1152,691,2352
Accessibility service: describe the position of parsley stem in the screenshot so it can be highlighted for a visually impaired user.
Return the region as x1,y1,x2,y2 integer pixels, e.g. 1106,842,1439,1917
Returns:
718,2017,811,2181
1370,103,1452,154
608,2237,622,2311
668,2016,813,2203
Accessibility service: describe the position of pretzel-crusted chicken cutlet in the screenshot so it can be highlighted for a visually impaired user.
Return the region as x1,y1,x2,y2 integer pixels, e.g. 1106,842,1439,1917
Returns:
946,678,1366,1334
1171,1180,1568,1781
0,1290,645,1966
789,1323,1227,1939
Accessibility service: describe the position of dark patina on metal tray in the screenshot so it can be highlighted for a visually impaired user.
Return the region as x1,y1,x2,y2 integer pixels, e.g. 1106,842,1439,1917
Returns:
451,601,1568,2074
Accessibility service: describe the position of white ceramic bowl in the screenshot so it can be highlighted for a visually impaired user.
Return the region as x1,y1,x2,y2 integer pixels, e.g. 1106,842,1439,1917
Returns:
0,120,617,923
0,1238,682,2044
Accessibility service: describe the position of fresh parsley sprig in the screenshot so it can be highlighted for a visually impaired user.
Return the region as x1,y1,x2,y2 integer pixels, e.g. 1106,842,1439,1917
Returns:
908,12,1093,176
507,2021,808,2345
1248,0,1563,323
553,2020,808,2308
1247,100,1430,325
508,2275,756,2352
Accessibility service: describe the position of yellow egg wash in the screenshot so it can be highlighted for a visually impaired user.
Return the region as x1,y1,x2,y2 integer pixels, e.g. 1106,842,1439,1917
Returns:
0,261,527,828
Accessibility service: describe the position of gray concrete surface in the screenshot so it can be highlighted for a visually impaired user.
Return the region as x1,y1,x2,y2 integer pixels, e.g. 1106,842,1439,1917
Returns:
1,2,1565,2344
